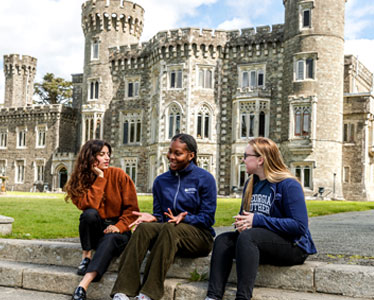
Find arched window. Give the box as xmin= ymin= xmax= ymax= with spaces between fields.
xmin=168 ymin=105 xmax=181 ymax=139
xmin=197 ymin=106 xmax=211 ymax=139
xmin=295 ymin=106 xmax=310 ymax=136
xmin=122 ymin=114 xmax=142 ymax=145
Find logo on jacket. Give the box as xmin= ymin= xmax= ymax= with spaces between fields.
xmin=184 ymin=188 xmax=197 ymax=193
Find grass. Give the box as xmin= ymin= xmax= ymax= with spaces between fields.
xmin=0 ymin=192 xmax=373 ymax=239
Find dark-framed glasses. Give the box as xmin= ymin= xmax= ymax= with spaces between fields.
xmin=243 ymin=153 xmax=260 ymax=160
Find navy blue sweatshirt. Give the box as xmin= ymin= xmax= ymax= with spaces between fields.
xmin=241 ymin=176 xmax=317 ymax=254
xmin=152 ymin=162 xmax=217 ymax=236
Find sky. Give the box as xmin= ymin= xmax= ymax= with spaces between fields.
xmin=0 ymin=0 xmax=373 ymax=104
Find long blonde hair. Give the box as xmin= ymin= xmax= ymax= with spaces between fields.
xmin=243 ymin=137 xmax=298 ymax=211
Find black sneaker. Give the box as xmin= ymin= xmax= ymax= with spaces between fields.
xmin=77 ymin=257 xmax=91 ymax=275
xmin=72 ymin=286 xmax=86 ymax=300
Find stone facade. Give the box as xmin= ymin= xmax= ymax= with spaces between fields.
xmin=1 ymin=0 xmax=374 ymax=200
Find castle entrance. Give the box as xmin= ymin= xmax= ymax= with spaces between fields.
xmin=58 ymin=168 xmax=68 ymax=189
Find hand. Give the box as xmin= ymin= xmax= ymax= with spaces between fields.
xmin=103 ymin=225 xmax=120 ymax=234
xmin=129 ymin=212 xmax=157 ymax=231
xmin=164 ymin=208 xmax=188 ymax=224
xmin=92 ymin=166 xmax=104 ymax=178
xmin=234 ymin=211 xmax=254 ymax=233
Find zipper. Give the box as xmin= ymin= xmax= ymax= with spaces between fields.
xmin=173 ymin=172 xmax=180 ymax=211
xmin=270 ymin=186 xmax=275 ymax=214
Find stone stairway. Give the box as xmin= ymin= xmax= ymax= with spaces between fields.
xmin=0 ymin=238 xmax=374 ymax=300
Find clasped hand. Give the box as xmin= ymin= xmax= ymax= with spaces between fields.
xmin=129 ymin=208 xmax=188 ymax=231
xmin=233 ymin=211 xmax=254 ymax=232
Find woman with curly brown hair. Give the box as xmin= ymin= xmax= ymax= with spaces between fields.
xmin=65 ymin=139 xmax=139 ymax=300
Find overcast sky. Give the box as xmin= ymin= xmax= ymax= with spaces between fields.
xmin=0 ymin=0 xmax=373 ymax=103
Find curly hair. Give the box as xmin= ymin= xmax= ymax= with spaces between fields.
xmin=64 ymin=140 xmax=112 ymax=204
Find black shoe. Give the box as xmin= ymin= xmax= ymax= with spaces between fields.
xmin=72 ymin=286 xmax=86 ymax=300
xmin=77 ymin=257 xmax=91 ymax=275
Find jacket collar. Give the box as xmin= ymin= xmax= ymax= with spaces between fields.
xmin=169 ymin=161 xmax=196 ymax=176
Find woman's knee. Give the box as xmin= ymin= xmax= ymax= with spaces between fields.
xmin=80 ymin=208 xmax=100 ymax=224
xmin=237 ymin=228 xmax=264 ymax=246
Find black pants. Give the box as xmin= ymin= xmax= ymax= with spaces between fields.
xmin=79 ymin=208 xmax=131 ymax=281
xmin=207 ymin=228 xmax=308 ymax=300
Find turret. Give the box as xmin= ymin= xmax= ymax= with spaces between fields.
xmin=80 ymin=0 xmax=144 ymax=144
xmin=281 ymin=0 xmax=347 ymax=197
xmin=3 ymin=54 xmax=37 ymax=107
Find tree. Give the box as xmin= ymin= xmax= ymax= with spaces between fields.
xmin=34 ymin=73 xmax=73 ymax=105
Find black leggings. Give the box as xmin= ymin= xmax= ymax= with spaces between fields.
xmin=207 ymin=228 xmax=308 ymax=300
xmin=79 ymin=208 xmax=131 ymax=281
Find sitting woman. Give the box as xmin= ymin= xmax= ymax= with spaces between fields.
xmin=111 ymin=133 xmax=217 ymax=300
xmin=205 ymin=137 xmax=316 ymax=300
xmin=64 ymin=139 xmax=139 ymax=300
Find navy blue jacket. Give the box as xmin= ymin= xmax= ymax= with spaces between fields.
xmin=241 ymin=176 xmax=317 ymax=254
xmin=152 ymin=162 xmax=217 ymax=236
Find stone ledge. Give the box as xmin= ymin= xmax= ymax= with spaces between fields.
xmin=0 ymin=216 xmax=14 ymax=235
xmin=315 ymin=263 xmax=374 ymax=298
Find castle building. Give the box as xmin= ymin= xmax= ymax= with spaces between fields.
xmin=1 ymin=0 xmax=374 ymax=200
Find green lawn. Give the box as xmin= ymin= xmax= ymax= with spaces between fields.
xmin=0 ymin=192 xmax=373 ymax=239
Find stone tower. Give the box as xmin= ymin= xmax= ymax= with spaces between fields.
xmin=3 ymin=54 xmax=37 ymax=107
xmin=282 ymin=0 xmax=347 ymax=197
xmin=80 ymin=0 xmax=144 ymax=144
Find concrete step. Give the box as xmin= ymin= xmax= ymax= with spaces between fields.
xmin=0 ymin=261 xmax=372 ymax=300
xmin=1 ymin=239 xmax=374 ymax=299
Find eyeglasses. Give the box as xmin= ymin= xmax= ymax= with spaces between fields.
xmin=243 ymin=153 xmax=260 ymax=160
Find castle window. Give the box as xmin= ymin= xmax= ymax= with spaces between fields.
xmin=16 ymin=127 xmax=27 ymax=148
xmin=122 ymin=113 xmax=142 ymax=145
xmin=259 ymin=111 xmax=266 ymax=137
xmin=0 ymin=129 xmax=7 ymax=149
xmin=127 ymin=80 xmax=140 ymax=98
xmin=15 ymin=160 xmax=25 ymax=184
xmin=0 ymin=160 xmax=6 ymax=176
xmin=294 ymin=107 xmax=310 ymax=136
xmin=238 ymin=101 xmax=269 ymax=139
xmin=241 ymin=113 xmax=255 ymax=138
xmin=295 ymin=58 xmax=315 ymax=81
xmin=91 ymin=41 xmax=99 ymax=60
xmin=82 ymin=113 xmax=103 ymax=144
xmin=36 ymin=125 xmax=47 ymax=148
xmin=122 ymin=158 xmax=137 ymax=184
xmin=169 ymin=68 xmax=183 ymax=89
xmin=196 ymin=106 xmax=211 ymax=139
xmin=197 ymin=66 xmax=213 ymax=89
xmin=239 ymin=64 xmax=266 ymax=90
xmin=343 ymin=123 xmax=355 ymax=143
xmin=168 ymin=104 xmax=181 ymax=139
xmin=294 ymin=164 xmax=312 ymax=189
xmin=198 ymin=156 xmax=211 ymax=172
xmin=89 ymin=81 xmax=99 ymax=100
xmin=303 ymin=9 xmax=311 ymax=28
xmin=34 ymin=160 xmax=45 ymax=183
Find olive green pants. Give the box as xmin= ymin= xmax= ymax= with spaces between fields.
xmin=111 ymin=222 xmax=213 ymax=300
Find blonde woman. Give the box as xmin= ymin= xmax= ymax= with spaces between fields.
xmin=205 ymin=137 xmax=316 ymax=300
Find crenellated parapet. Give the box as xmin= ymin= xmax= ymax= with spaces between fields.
xmin=225 ymin=25 xmax=284 ymax=57
xmin=82 ymin=0 xmax=144 ymax=39
xmin=3 ymin=54 xmax=37 ymax=77
xmin=0 ymin=104 xmax=77 ymax=122
xmin=109 ymin=24 xmax=285 ymax=72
